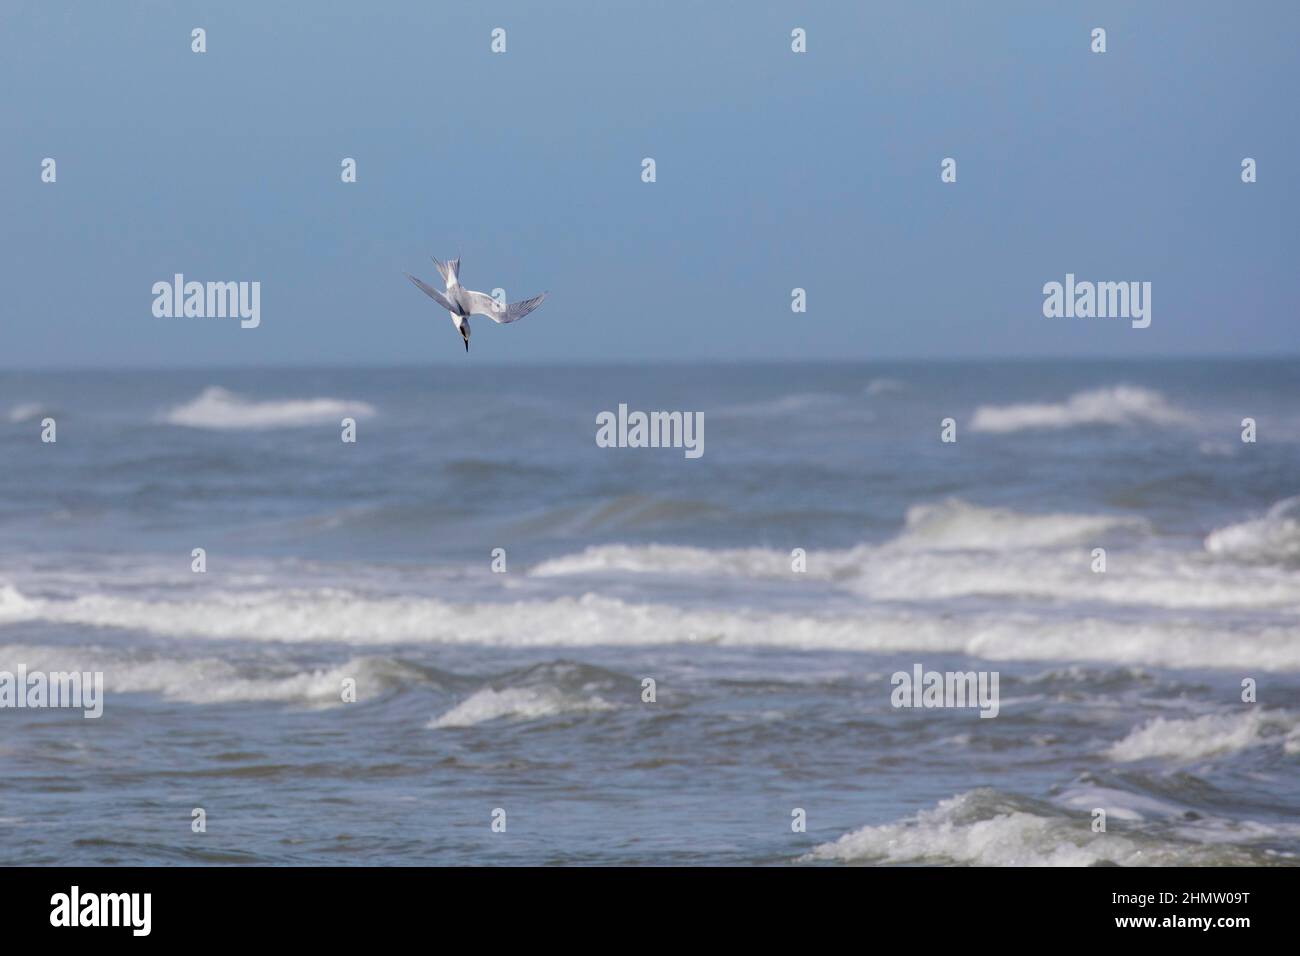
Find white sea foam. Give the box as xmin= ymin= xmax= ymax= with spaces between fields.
xmin=173 ymin=657 xmax=404 ymax=706
xmin=852 ymin=543 xmax=1300 ymax=609
xmin=970 ymin=386 xmax=1194 ymax=434
xmin=891 ymin=498 xmax=1145 ymax=551
xmin=530 ymin=542 xmax=797 ymax=579
xmin=531 ymin=499 xmax=1145 ymax=576
xmin=428 ymin=686 xmax=613 ymax=728
xmin=0 ymin=584 xmax=37 ymax=618
xmin=805 ymin=789 xmax=1251 ymax=866
xmin=1106 ymin=710 xmax=1298 ymax=762
xmin=1 ymin=582 xmax=1297 ymax=670
xmin=1205 ymin=497 xmax=1300 ymax=563
xmin=0 ymin=643 xmax=407 ymax=706
xmin=530 ymin=500 xmax=1300 ymax=611
xmin=161 ymin=387 xmax=376 ymax=430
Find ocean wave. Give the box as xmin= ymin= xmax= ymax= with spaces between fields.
xmin=0 ymin=584 xmax=36 ymax=617
xmin=429 ymin=660 xmax=629 ymax=727
xmin=892 ymin=498 xmax=1146 ymax=551
xmin=970 ymin=386 xmax=1194 ymax=434
xmin=0 ymin=644 xmax=418 ymax=706
xmin=530 ymin=542 xmax=797 ymax=579
xmin=531 ymin=499 xmax=1146 ymax=577
xmin=805 ymin=789 xmax=1277 ymax=866
xmin=1205 ymin=497 xmax=1300 ymax=564
xmin=1106 ymin=710 xmax=1298 ymax=762
xmin=529 ymin=499 xmax=1300 ymax=611
xmin=161 ymin=386 xmax=376 ymax=430
xmin=852 ymin=542 xmax=1300 ymax=609
xmin=429 ymin=686 xmax=614 ymax=728
xmin=1 ymin=583 xmax=1297 ymax=670
xmin=1053 ymin=784 xmax=1190 ymax=822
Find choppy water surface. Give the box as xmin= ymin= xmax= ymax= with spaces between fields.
xmin=1 ymin=361 xmax=1298 ymax=864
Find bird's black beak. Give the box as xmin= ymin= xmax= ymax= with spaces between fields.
xmin=463 ymin=338 xmax=469 ymax=353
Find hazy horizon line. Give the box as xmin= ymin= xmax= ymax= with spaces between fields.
xmin=2 ymin=354 xmax=1299 ymax=374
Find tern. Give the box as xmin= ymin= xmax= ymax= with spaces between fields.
xmin=405 ymin=257 xmax=547 ymax=352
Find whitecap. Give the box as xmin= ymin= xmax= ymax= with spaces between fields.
xmin=428 ymin=686 xmax=613 ymax=728
xmin=1106 ymin=710 xmax=1297 ymax=762
xmin=161 ymin=386 xmax=375 ymax=430
xmin=806 ymin=789 xmax=1271 ymax=866
xmin=1206 ymin=497 xmax=1300 ymax=563
xmin=970 ymin=385 xmax=1194 ymax=433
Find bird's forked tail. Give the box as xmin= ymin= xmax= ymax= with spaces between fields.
xmin=432 ymin=256 xmax=461 ymax=286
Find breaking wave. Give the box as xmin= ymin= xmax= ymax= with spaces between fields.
xmin=531 ymin=499 xmax=1145 ymax=577
xmin=1206 ymin=497 xmax=1300 ymax=564
xmin=1106 ymin=710 xmax=1299 ymax=762
xmin=970 ymin=386 xmax=1194 ymax=434
xmin=161 ymin=387 xmax=376 ymax=430
xmin=805 ymin=789 xmax=1286 ymax=866
xmin=1 ymin=582 xmax=1297 ymax=670
xmin=529 ymin=499 xmax=1300 ymax=611
xmin=429 ymin=686 xmax=614 ymax=728
xmin=0 ymin=643 xmax=419 ymax=706
xmin=891 ymin=498 xmax=1146 ymax=551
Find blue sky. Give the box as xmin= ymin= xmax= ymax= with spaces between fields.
xmin=2 ymin=0 xmax=1297 ymax=367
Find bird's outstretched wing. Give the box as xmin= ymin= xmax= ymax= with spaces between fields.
xmin=463 ymin=289 xmax=548 ymax=325
xmin=405 ymin=273 xmax=455 ymax=312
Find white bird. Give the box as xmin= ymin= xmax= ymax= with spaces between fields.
xmin=405 ymin=257 xmax=547 ymax=352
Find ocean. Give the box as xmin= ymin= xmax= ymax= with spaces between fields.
xmin=1 ymin=359 xmax=1297 ymax=865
